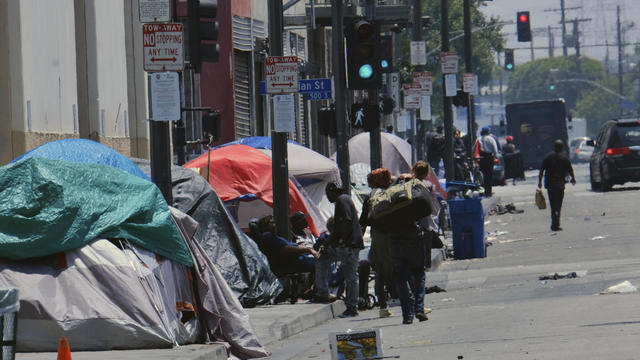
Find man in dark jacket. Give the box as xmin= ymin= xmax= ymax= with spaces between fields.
xmin=314 ymin=182 xmax=364 ymax=318
xmin=538 ymin=140 xmax=576 ymax=231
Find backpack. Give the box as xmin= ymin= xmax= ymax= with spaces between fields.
xmin=368 ymin=179 xmax=433 ymax=226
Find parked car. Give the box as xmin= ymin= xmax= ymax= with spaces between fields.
xmin=569 ymin=137 xmax=590 ymax=158
xmin=589 ymin=119 xmax=640 ymax=192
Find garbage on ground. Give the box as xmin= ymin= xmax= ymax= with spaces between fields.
xmin=538 ymin=271 xmax=586 ymax=281
xmin=488 ymin=203 xmax=524 ymax=215
xmin=591 ymin=235 xmax=611 ymax=241
xmin=441 ymin=298 xmax=455 ymax=302
xmin=498 ymin=238 xmax=534 ymax=244
xmin=600 ymin=281 xmax=637 ymax=295
xmin=426 ymin=286 xmax=447 ymax=294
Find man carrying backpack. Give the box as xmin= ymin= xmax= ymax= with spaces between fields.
xmin=313 ymin=182 xmax=364 ymax=318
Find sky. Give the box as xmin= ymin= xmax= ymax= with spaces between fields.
xmin=479 ymin=0 xmax=640 ymax=66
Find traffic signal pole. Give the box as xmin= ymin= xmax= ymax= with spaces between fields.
xmin=268 ymin=0 xmax=291 ymax=239
xmin=366 ymin=0 xmax=382 ymax=171
xmin=441 ymin=0 xmax=454 ymax=182
xmin=412 ymin=0 xmax=423 ymax=163
xmin=463 ymin=0 xmax=476 ymax=156
xmin=332 ymin=0 xmax=351 ymax=192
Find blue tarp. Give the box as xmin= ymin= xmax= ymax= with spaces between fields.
xmin=213 ymin=136 xmax=301 ymax=151
xmin=12 ymin=139 xmax=151 ymax=181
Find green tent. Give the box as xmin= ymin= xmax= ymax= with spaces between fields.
xmin=0 ymin=157 xmax=193 ymax=266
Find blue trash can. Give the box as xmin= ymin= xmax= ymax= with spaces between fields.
xmin=447 ymin=198 xmax=486 ymax=260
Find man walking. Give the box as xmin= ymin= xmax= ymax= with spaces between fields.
xmin=478 ymin=126 xmax=498 ymax=197
xmin=538 ymin=140 xmax=576 ymax=231
xmin=314 ymin=182 xmax=364 ymax=318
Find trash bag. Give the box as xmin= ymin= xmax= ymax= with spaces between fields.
xmin=535 ymin=189 xmax=547 ymax=210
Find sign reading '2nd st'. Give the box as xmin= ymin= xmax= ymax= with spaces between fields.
xmin=143 ymin=23 xmax=184 ymax=72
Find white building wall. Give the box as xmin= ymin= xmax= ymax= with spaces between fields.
xmin=16 ymin=0 xmax=78 ymax=133
xmin=86 ymin=0 xmax=130 ymax=137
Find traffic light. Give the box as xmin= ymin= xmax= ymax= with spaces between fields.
xmin=318 ymin=106 xmax=337 ymax=138
xmin=504 ymin=49 xmax=514 ymax=71
xmin=345 ymin=20 xmax=381 ymax=89
xmin=452 ymin=90 xmax=468 ymax=107
xmin=379 ymin=96 xmax=395 ymax=115
xmin=202 ymin=110 xmax=221 ymax=141
xmin=517 ymin=11 xmax=532 ymax=42
xmin=188 ymin=0 xmax=220 ymax=72
xmin=379 ymin=35 xmax=393 ymax=73
xmin=350 ymin=102 xmax=380 ymax=131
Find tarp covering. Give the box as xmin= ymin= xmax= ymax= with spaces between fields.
xmin=184 ymin=144 xmax=319 ymax=235
xmin=134 ymin=159 xmax=282 ymax=307
xmin=0 ymin=157 xmax=193 ymax=266
xmin=11 ymin=138 xmax=151 ymax=181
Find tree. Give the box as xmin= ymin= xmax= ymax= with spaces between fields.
xmin=505 ymin=56 xmax=606 ymax=112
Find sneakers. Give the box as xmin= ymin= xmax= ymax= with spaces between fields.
xmin=402 ymin=318 xmax=413 ymax=325
xmin=379 ymin=308 xmax=392 ymax=318
xmin=415 ymin=312 xmax=429 ymax=322
xmin=423 ymin=307 xmax=432 ymax=315
xmin=339 ymin=309 xmax=359 ymax=318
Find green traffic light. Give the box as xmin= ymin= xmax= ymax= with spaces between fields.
xmin=549 ymin=84 xmax=556 ymax=91
xmin=359 ymin=64 xmax=373 ymax=79
xmin=381 ymin=60 xmax=389 ymax=69
xmin=506 ymin=63 xmax=513 ymax=70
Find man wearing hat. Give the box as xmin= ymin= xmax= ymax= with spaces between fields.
xmin=289 ymin=211 xmax=316 ymax=249
xmin=478 ymin=126 xmax=498 ymax=196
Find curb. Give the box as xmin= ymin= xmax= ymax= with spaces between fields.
xmin=246 ymin=300 xmax=346 ymax=346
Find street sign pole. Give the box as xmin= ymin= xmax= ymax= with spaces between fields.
xmin=441 ymin=0 xmax=454 ymax=182
xmin=148 ymin=74 xmax=173 ymax=204
xmin=463 ymin=0 xmax=476 ymax=156
xmin=332 ymin=0 xmax=351 ymax=193
xmin=268 ymin=0 xmax=290 ymax=239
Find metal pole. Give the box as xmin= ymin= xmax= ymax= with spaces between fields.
xmin=148 ymin=74 xmax=173 ymax=204
xmin=332 ymin=0 xmax=351 ymax=192
xmin=530 ymin=37 xmax=535 ymax=60
xmin=617 ymin=5 xmax=624 ymax=100
xmin=548 ymin=26 xmax=554 ymax=57
xmin=463 ymin=0 xmax=475 ymax=156
xmin=561 ymin=0 xmax=567 ymax=56
xmin=367 ymin=0 xmax=382 ymax=171
xmin=441 ymin=0 xmax=454 ymax=181
xmin=268 ymin=0 xmax=290 ymax=239
xmin=412 ymin=0 xmax=422 ymax=163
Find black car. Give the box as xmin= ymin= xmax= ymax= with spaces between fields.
xmin=589 ymin=119 xmax=640 ymax=192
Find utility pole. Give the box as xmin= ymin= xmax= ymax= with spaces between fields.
xmin=560 ymin=0 xmax=567 ymax=56
xmin=548 ymin=26 xmax=555 ymax=57
xmin=463 ymin=0 xmax=475 ymax=155
xmin=332 ymin=0 xmax=351 ymax=192
xmin=617 ymin=5 xmax=624 ymax=100
xmin=530 ymin=37 xmax=535 ymax=61
xmin=413 ymin=0 xmax=423 ymax=162
xmin=268 ymin=0 xmax=290 ymax=239
xmin=497 ymin=51 xmax=503 ymax=106
xmin=441 ymin=0 xmax=454 ymax=181
xmin=367 ymin=0 xmax=382 ymax=170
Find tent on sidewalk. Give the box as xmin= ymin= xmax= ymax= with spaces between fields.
xmin=134 ymin=159 xmax=282 ymax=307
xmin=341 ymin=132 xmax=413 ymax=176
xmin=184 ymin=144 xmax=320 ymax=235
xmin=0 ymin=158 xmax=269 ymax=358
xmin=214 ymin=137 xmax=342 ymax=232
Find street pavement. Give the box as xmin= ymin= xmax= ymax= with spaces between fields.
xmin=15 ymin=189 xmax=500 ymax=360
xmin=262 ymin=163 xmax=640 ymax=359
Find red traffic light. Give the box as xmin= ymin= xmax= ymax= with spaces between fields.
xmin=519 ymin=14 xmax=528 ymax=23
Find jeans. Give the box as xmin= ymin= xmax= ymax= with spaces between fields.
xmin=479 ymin=155 xmax=494 ymax=196
xmin=315 ymin=246 xmax=360 ymax=312
xmin=547 ymin=187 xmax=565 ymax=229
xmin=390 ymin=228 xmax=426 ymax=321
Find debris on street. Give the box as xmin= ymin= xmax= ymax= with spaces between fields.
xmin=600 ymin=281 xmax=637 ymax=295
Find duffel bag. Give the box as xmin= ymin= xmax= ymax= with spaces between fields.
xmin=368 ymin=179 xmax=433 ymax=223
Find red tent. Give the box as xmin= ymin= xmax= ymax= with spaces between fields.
xmin=184 ymin=144 xmax=318 ymax=235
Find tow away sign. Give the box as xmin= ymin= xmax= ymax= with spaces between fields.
xmin=265 ymin=56 xmax=299 ymax=94
xmin=143 ymin=23 xmax=184 ymax=72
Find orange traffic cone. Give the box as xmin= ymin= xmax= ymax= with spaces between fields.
xmin=57 ymin=337 xmax=72 ymax=360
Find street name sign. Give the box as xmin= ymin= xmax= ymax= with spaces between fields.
xmin=139 ymin=0 xmax=170 ymax=23
xmin=143 ymin=23 xmax=184 ymax=72
xmin=441 ymin=51 xmax=459 ymax=74
xmin=265 ymin=56 xmax=299 ymax=94
xmin=259 ymin=78 xmax=331 ymax=100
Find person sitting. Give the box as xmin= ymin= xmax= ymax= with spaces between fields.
xmin=289 ymin=211 xmax=316 ymax=249
xmin=256 ymin=215 xmax=318 ymax=276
